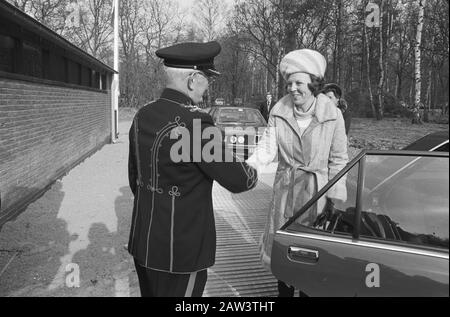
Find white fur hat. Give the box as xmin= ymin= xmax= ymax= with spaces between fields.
xmin=280 ymin=49 xmax=327 ymax=81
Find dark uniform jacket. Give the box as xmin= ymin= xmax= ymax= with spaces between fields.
xmin=128 ymin=88 xmax=258 ymax=273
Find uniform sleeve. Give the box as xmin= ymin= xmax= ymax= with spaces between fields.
xmin=194 ymin=115 xmax=258 ymax=194
xmin=246 ymin=114 xmax=278 ymax=173
xmin=327 ymin=110 xmax=349 ymax=201
xmin=128 ymin=119 xmax=137 ymax=196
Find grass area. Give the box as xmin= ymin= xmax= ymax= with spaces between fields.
xmin=348 ymin=117 xmax=448 ymax=150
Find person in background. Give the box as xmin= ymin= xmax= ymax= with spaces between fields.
xmin=259 ymin=92 xmax=276 ymax=123
xmin=323 ymin=83 xmax=352 ymax=135
xmin=246 ymin=49 xmax=348 ymax=297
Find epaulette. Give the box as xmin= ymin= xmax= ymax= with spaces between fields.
xmin=181 ymin=104 xmax=203 ymax=113
xmin=158 ymin=97 xmax=204 ymax=114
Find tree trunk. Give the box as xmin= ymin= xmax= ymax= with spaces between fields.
xmin=426 ymin=68 xmax=433 ymax=109
xmin=275 ymin=48 xmax=284 ymax=101
xmin=423 ymin=67 xmax=433 ymax=122
xmin=395 ymin=30 xmax=405 ymax=100
xmin=395 ymin=68 xmax=402 ymax=100
xmin=409 ymin=82 xmax=414 ymax=106
xmin=412 ymin=0 xmax=426 ymax=124
xmin=364 ymin=20 xmax=376 ymax=118
xmin=360 ymin=22 xmax=365 ymax=93
xmin=385 ymin=0 xmax=393 ymax=94
xmin=337 ymin=0 xmax=343 ymax=84
xmin=348 ymin=57 xmax=353 ymax=92
xmin=333 ymin=0 xmax=342 ymax=83
xmin=376 ymin=0 xmax=385 ymax=120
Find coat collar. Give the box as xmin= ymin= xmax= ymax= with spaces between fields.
xmin=160 ymin=88 xmax=194 ymax=106
xmin=271 ymin=93 xmax=339 ymax=123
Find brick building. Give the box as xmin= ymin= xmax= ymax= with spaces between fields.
xmin=0 ymin=1 xmax=117 ymax=226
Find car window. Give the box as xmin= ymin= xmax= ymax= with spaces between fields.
xmin=217 ymin=109 xmax=266 ymax=125
xmin=285 ymin=162 xmax=359 ymax=237
xmin=360 ymin=155 xmax=449 ymax=250
xmin=435 ymin=142 xmax=449 ymax=152
xmin=284 ymin=153 xmax=449 ymax=252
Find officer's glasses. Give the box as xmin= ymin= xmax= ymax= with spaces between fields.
xmin=192 ymin=71 xmax=217 ymax=84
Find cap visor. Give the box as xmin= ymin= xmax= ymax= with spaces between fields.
xmin=205 ymin=69 xmax=221 ymax=76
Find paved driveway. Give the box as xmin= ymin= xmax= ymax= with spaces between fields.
xmin=0 ymin=119 xmax=278 ymax=297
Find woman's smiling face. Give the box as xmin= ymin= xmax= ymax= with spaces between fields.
xmin=286 ymin=72 xmax=313 ymax=107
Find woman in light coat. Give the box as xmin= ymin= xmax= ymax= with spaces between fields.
xmin=246 ymin=49 xmax=348 ymax=296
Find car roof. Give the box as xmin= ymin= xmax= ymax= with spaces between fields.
xmin=403 ymin=130 xmax=449 ymax=151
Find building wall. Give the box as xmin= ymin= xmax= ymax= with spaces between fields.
xmin=0 ymin=77 xmax=111 ymax=225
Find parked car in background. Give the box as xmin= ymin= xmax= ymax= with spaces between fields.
xmin=271 ymin=131 xmax=449 ymax=296
xmin=209 ymin=107 xmax=267 ymax=159
xmin=214 ymin=98 xmax=225 ymax=106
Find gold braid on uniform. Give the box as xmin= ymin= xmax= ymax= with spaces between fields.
xmin=159 ymin=97 xmax=203 ymax=113
xmin=231 ymin=152 xmax=258 ymax=189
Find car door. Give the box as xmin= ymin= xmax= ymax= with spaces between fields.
xmin=271 ymin=151 xmax=449 ymax=296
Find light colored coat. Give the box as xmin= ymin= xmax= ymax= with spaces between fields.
xmin=247 ymin=93 xmax=348 ymax=268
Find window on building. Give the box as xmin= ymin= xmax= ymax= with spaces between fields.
xmin=0 ymin=34 xmax=14 ymax=72
xmin=0 ymin=21 xmax=110 ymax=90
xmin=23 ymin=41 xmax=42 ymax=77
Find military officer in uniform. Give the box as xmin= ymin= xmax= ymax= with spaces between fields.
xmin=128 ymin=41 xmax=258 ymax=297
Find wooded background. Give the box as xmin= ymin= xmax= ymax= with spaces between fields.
xmin=7 ymin=0 xmax=449 ymax=122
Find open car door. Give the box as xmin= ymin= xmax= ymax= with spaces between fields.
xmin=271 ymin=150 xmax=449 ymax=296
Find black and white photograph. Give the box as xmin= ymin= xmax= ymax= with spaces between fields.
xmin=0 ymin=0 xmax=448 ymax=301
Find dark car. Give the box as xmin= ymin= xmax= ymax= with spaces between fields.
xmin=271 ymin=131 xmax=449 ymax=296
xmin=403 ymin=130 xmax=449 ymax=151
xmin=209 ymin=107 xmax=267 ymax=159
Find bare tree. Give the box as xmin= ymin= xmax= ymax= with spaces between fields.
xmin=7 ymin=0 xmax=448 ymax=118
xmin=194 ymin=0 xmax=228 ymax=41
xmin=233 ymin=0 xmax=282 ymax=98
xmin=9 ymin=0 xmax=31 ymax=11
xmin=412 ymin=0 xmax=426 ymax=124
xmin=8 ymin=0 xmax=68 ymax=34
xmin=117 ymin=0 xmax=186 ymax=107
xmin=63 ymin=0 xmax=113 ymax=62
xmin=376 ymin=0 xmax=385 ymax=120
xmin=363 ymin=1 xmax=376 ymax=118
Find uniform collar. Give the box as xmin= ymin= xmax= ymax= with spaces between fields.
xmin=161 ymin=88 xmax=194 ymax=106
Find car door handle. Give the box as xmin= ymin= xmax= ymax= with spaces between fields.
xmin=288 ymin=246 xmax=319 ymax=263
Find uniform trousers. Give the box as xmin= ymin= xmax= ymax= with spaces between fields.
xmin=134 ymin=259 xmax=207 ymax=297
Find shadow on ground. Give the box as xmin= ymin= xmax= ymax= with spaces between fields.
xmin=68 ymin=186 xmax=138 ymax=296
xmin=0 ymin=182 xmax=71 ymax=296
xmin=0 ymin=184 xmax=140 ymax=297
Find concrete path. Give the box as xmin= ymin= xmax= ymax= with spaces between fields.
xmin=0 ymin=119 xmax=278 ymax=297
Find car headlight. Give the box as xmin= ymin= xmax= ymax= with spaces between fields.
xmin=229 ymin=136 xmax=237 ymax=144
xmin=237 ymin=136 xmax=245 ymax=144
